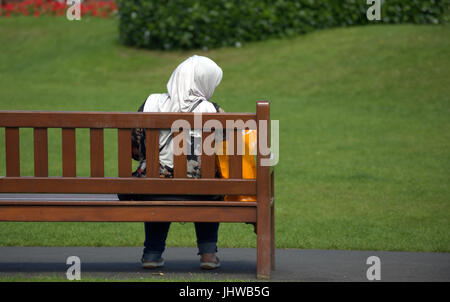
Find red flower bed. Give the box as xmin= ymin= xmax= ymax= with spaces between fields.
xmin=1 ymin=0 xmax=118 ymax=18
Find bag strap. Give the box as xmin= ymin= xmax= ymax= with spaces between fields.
xmin=189 ymin=99 xmax=204 ymax=113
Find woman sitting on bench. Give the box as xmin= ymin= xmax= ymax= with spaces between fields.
xmin=118 ymin=55 xmax=224 ymax=270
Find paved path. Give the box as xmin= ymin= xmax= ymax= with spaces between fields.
xmin=0 ymin=194 xmax=449 ymax=281
xmin=0 ymin=247 xmax=448 ymax=282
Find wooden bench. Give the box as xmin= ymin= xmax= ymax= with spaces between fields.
xmin=0 ymin=101 xmax=275 ymax=279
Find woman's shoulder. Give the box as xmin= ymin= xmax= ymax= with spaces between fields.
xmin=143 ymin=93 xmax=168 ymax=112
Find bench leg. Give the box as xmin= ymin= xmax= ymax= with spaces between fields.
xmin=271 ymin=204 xmax=275 ymax=271
xmin=257 ymin=208 xmax=272 ymax=279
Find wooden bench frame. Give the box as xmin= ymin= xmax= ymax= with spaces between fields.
xmin=0 ymin=101 xmax=275 ymax=279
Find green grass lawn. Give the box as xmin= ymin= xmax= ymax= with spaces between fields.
xmin=0 ymin=17 xmax=449 ymax=252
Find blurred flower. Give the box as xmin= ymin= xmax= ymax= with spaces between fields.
xmin=0 ymin=0 xmax=118 ymax=18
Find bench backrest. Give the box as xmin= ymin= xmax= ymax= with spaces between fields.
xmin=0 ymin=101 xmax=270 ymax=198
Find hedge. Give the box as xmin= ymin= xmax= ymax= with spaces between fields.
xmin=117 ymin=0 xmax=449 ymax=50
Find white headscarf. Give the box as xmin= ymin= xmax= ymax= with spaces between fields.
xmin=143 ymin=55 xmax=223 ymax=168
xmin=144 ymin=55 xmax=223 ymax=113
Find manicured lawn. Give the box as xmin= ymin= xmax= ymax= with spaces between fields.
xmin=0 ymin=17 xmax=449 ymax=252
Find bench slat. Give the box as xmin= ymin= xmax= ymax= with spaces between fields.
xmin=0 ymin=177 xmax=257 ymax=195
xmin=62 ymin=128 xmax=76 ymax=177
xmin=0 ymin=111 xmax=257 ymax=129
xmin=173 ymin=130 xmax=187 ymax=178
xmin=0 ymin=200 xmax=257 ymax=207
xmin=90 ymin=128 xmax=104 ymax=177
xmin=229 ymin=129 xmax=243 ymax=179
xmin=118 ymin=129 xmax=131 ymax=177
xmin=201 ymin=130 xmax=215 ymax=178
xmin=0 ymin=204 xmax=257 ymax=222
xmin=34 ymin=128 xmax=48 ymax=177
xmin=5 ymin=127 xmax=20 ymax=177
xmin=146 ymin=129 xmax=159 ymax=178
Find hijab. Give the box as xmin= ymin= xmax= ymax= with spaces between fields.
xmin=143 ymin=55 xmax=223 ymax=168
xmin=144 ymin=55 xmax=223 ymax=113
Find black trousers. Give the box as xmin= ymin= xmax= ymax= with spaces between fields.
xmin=117 ymin=194 xmax=221 ymax=260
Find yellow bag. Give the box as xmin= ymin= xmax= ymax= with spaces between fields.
xmin=216 ymin=130 xmax=257 ymax=202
